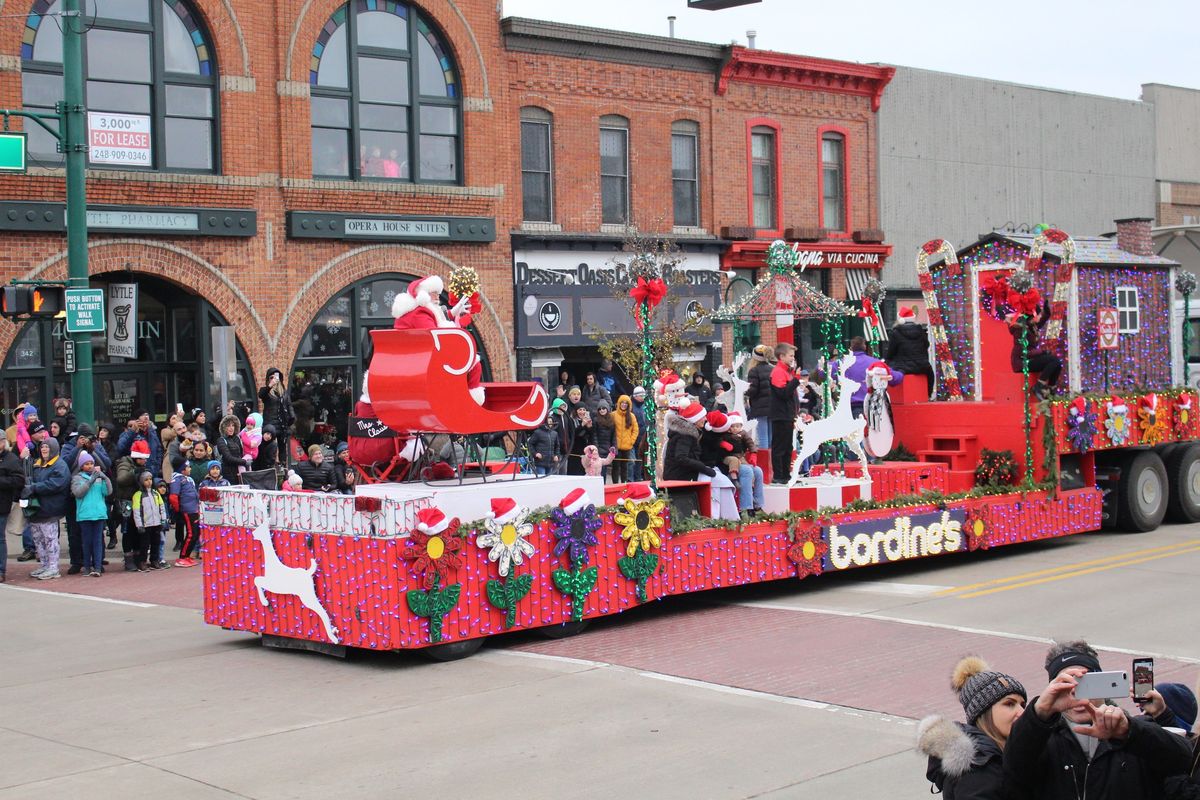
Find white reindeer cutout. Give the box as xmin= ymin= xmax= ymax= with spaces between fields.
xmin=788 ymin=354 xmax=871 ymax=487
xmin=249 ymin=497 xmax=339 ymax=643
xmin=716 ymin=352 xmax=758 ymax=440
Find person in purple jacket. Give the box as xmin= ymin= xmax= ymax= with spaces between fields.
xmin=841 ymin=337 xmax=903 ymax=420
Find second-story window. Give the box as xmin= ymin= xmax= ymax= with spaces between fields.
xmin=520 ymin=107 xmax=553 ymax=223
xmin=21 ymin=0 xmax=218 ymax=172
xmin=821 ymin=131 xmax=846 ymax=232
xmin=310 ymin=2 xmax=461 ymax=183
xmin=672 ymin=120 xmax=699 ymax=228
xmin=600 ymin=115 xmax=629 ymax=225
xmin=750 ymin=125 xmax=776 ymax=229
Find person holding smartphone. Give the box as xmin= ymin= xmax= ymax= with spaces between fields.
xmin=918 ymin=655 xmax=1027 ymax=799
xmin=1003 ymin=639 xmax=1193 ymax=799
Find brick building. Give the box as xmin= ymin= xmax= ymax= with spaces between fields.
xmin=0 ymin=0 xmax=891 ymax=434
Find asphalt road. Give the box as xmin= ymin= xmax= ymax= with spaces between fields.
xmin=2 ymin=521 xmax=1197 ymax=799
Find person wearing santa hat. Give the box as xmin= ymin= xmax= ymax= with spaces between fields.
xmin=392 ymin=274 xmax=486 ymax=404
xmin=664 ymin=402 xmax=739 ymax=520
xmin=886 ymin=305 xmax=934 ymax=396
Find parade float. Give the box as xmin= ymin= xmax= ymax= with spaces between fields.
xmin=200 ymin=232 xmax=1200 ymax=659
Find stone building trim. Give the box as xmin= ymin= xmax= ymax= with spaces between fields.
xmin=0 ymin=238 xmax=273 ymax=379
xmin=0 ymin=54 xmax=20 ymax=73
xmin=220 ymin=75 xmax=256 ymax=93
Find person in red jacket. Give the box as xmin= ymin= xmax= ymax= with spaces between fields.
xmin=391 ymin=274 xmax=485 ymax=404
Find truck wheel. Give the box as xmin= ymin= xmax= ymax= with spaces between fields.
xmin=422 ymin=637 xmax=484 ymax=661
xmin=1116 ymin=451 xmax=1168 ymax=532
xmin=1165 ymin=443 xmax=1200 ymax=523
xmin=539 ymin=620 xmax=590 ymax=639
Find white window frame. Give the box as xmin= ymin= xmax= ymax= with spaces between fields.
xmin=1116 ymin=286 xmax=1139 ymax=334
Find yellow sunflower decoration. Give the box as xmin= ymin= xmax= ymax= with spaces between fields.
xmin=614 ymin=497 xmax=667 ymax=557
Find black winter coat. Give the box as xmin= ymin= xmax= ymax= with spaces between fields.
xmin=685 ymin=378 xmax=714 ymax=411
xmin=769 ymin=362 xmax=801 ymax=422
xmin=527 ymin=426 xmax=561 ymax=471
xmin=745 ymin=361 xmax=774 ymax=419
xmin=215 ymin=434 xmax=245 ymax=484
xmin=252 ymin=432 xmax=280 ymax=472
xmin=259 ymin=386 xmax=295 ymax=434
xmin=1164 ymin=737 xmax=1200 ymax=800
xmin=1004 ymin=700 xmax=1193 ymax=800
xmin=662 ymin=414 xmax=715 ymax=481
xmin=919 ymin=716 xmax=1013 ymax=800
xmin=295 ymin=459 xmax=337 ymax=492
xmin=885 ymin=322 xmax=932 ymax=374
xmin=0 ymin=448 xmax=25 ymax=507
xmin=593 ymin=418 xmax=616 ymax=454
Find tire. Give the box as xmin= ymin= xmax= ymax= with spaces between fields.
xmin=1116 ymin=450 xmax=1168 ymax=532
xmin=422 ymin=637 xmax=484 ymax=661
xmin=539 ymin=620 xmax=590 ymax=639
xmin=1165 ymin=443 xmax=1200 ymax=523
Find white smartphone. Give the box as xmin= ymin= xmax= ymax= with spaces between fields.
xmin=1074 ymin=670 xmax=1129 ymax=700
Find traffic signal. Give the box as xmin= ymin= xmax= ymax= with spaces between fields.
xmin=0 ymin=285 xmax=66 ymax=317
xmin=31 ymin=285 xmax=65 ymax=316
xmin=1 ymin=286 xmax=30 ymax=316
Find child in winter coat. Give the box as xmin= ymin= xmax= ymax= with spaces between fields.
xmin=70 ymin=451 xmax=112 ymax=576
xmin=131 ymin=471 xmax=169 ymax=571
xmin=170 ymin=461 xmax=202 ymax=567
xmin=239 ymin=413 xmax=263 ymax=465
xmin=580 ymin=444 xmax=616 ymax=479
xmin=199 ymin=459 xmax=230 ymax=490
xmin=612 ymin=395 xmax=640 ymax=484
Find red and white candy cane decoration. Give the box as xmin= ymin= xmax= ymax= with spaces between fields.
xmin=1026 ymin=228 xmax=1076 ymax=348
xmin=916 ymin=238 xmax=965 ymax=401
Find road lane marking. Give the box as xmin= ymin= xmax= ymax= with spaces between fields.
xmin=957 ymin=543 xmax=1200 ymax=599
xmin=494 ymin=650 xmax=916 ymax=724
xmin=0 ymin=584 xmax=158 ymax=608
xmin=840 ymin=582 xmax=952 ymax=596
xmin=728 ymin=601 xmax=1200 ymax=664
xmin=935 ymin=538 xmax=1200 ymax=596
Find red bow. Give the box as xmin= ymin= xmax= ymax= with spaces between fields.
xmin=1007 ymin=286 xmax=1042 ymax=318
xmin=630 ymin=277 xmax=667 ymax=328
xmin=857 ymin=297 xmax=879 ymax=327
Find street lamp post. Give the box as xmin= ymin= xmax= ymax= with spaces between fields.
xmin=61 ymin=0 xmax=93 ymax=425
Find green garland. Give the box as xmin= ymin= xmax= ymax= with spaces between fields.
xmin=1040 ymin=398 xmax=1059 ymax=497
xmin=641 ymin=301 xmax=658 ymax=484
xmin=1020 ymin=322 xmax=1034 ymax=489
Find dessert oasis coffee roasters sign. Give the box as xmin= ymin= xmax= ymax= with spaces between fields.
xmin=513 ymin=249 xmax=721 ymax=347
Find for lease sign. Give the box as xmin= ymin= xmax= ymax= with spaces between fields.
xmin=88 ymin=112 xmax=151 ymax=167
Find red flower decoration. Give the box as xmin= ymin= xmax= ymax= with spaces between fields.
xmin=921 ymin=239 xmax=945 ymax=255
xmin=1043 ymin=228 xmax=1069 ymax=244
xmin=402 ymin=525 xmax=464 ymax=589
xmin=927 ymin=307 xmax=944 ymax=327
xmin=935 ymin=342 xmax=953 ymax=362
xmin=787 ymin=525 xmax=828 ymax=579
xmin=964 ymin=506 xmax=991 ymax=551
xmin=918 ymin=272 xmax=935 ymax=292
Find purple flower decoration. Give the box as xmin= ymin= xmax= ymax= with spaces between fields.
xmin=550 ymin=504 xmax=601 ymax=566
xmin=1066 ymin=399 xmax=1099 ymax=454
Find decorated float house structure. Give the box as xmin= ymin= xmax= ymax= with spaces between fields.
xmin=199 ymin=220 xmax=1200 ymax=658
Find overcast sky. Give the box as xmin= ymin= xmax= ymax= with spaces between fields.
xmin=501 ymin=0 xmax=1198 ymax=100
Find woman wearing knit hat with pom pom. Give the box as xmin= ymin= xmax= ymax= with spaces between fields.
xmin=917 ymin=655 xmax=1026 ymax=799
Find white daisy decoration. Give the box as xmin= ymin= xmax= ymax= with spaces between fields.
xmin=476 ymin=498 xmax=536 ymax=577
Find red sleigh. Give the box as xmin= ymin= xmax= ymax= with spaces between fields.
xmin=369 ymin=328 xmax=548 ymax=435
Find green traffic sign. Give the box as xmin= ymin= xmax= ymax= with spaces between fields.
xmin=0 ymin=132 xmax=27 ymax=173
xmin=65 ymin=288 xmax=105 ymax=333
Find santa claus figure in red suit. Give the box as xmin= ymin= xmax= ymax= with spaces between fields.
xmin=392 ymin=274 xmax=485 ymax=404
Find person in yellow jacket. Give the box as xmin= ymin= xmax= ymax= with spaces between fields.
xmin=611 ymin=394 xmax=640 ymax=484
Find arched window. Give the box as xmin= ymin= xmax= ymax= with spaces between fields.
xmin=310 ymin=2 xmax=461 ymax=183
xmin=21 ymin=0 xmax=219 ymax=172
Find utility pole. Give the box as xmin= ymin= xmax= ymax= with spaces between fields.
xmin=61 ymin=0 xmax=93 ymax=425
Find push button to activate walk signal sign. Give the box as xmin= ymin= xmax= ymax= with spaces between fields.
xmin=65 ymin=288 xmax=106 ymax=333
